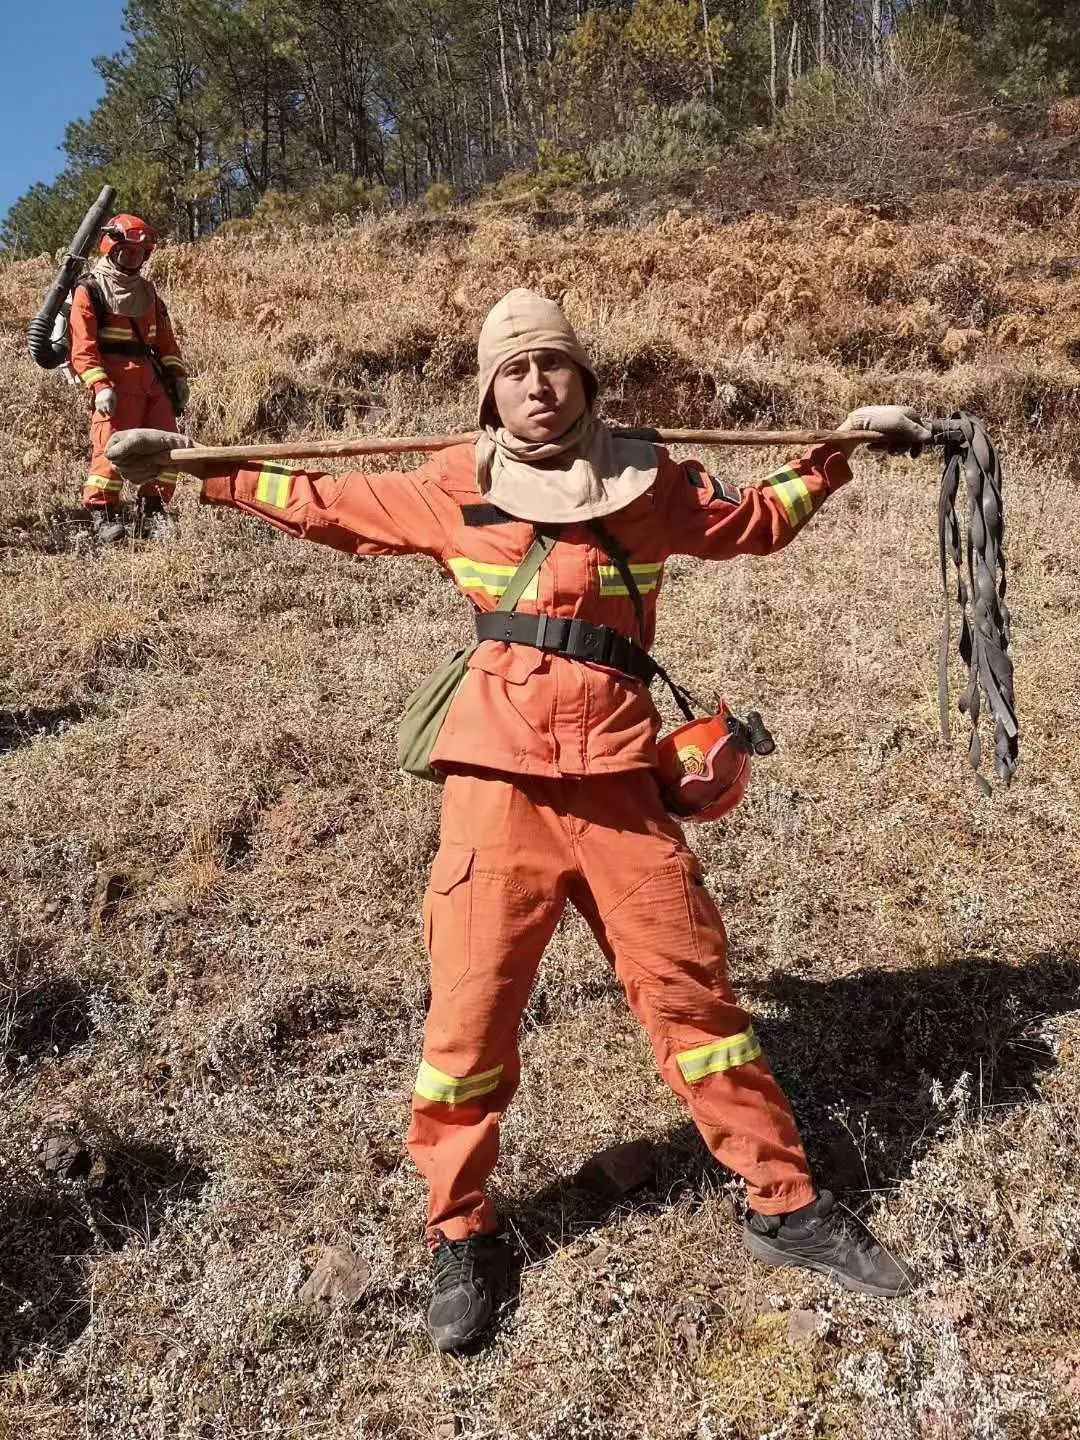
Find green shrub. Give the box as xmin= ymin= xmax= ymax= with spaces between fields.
xmin=247 ymin=176 xmax=389 ymax=230
xmin=486 ymin=146 xmax=588 ymax=208
xmin=773 ymin=67 xmax=853 ymax=139
xmin=424 ymin=182 xmax=454 ymax=212
xmin=588 ymin=100 xmax=730 ymax=181
xmin=535 ymin=140 xmax=589 ymax=185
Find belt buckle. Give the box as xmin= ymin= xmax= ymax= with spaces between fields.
xmin=566 ymin=618 xmax=611 ymax=665
xmin=594 ymin=626 xmax=617 ymax=666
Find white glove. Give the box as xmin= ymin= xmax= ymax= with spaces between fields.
xmin=105 ymin=429 xmax=194 ymax=484
xmin=94 ymin=387 xmax=117 ymax=418
xmin=839 ymin=404 xmax=931 ymax=457
xmin=172 ymin=377 xmax=190 ymax=412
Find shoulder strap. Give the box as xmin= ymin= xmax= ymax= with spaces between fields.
xmin=588 ymin=518 xmax=695 ymax=722
xmin=588 ymin=519 xmax=646 ymax=643
xmin=75 ymin=275 xmax=108 ymax=328
xmin=495 ymin=530 xmax=557 ymax=614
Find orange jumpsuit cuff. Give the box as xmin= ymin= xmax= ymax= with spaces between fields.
xmin=746 ymin=1182 xmax=819 ymax=1218
xmin=805 ymin=442 xmax=854 ymax=490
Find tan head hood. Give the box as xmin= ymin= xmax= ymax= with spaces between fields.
xmin=475 ymin=288 xmax=597 ymax=427
xmin=474 ymin=289 xmax=656 ymax=524
xmin=90 ymin=255 xmax=155 ymax=319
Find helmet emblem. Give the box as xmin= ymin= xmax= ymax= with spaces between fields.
xmin=677 ymin=744 xmax=706 ymax=777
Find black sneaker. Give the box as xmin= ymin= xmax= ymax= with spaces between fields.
xmin=427 ymin=1230 xmax=506 ymax=1352
xmin=135 ymin=495 xmax=174 ymax=541
xmin=88 ymin=504 xmax=126 ymax=545
xmin=743 ymin=1190 xmax=915 ymax=1297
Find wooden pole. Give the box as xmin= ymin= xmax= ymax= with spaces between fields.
xmin=168 ymin=428 xmax=884 ymax=465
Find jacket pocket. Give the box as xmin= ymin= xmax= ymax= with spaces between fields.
xmin=467 ymin=640 xmax=544 ymax=685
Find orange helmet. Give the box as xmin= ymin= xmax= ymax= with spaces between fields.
xmin=657 ymin=701 xmax=762 ymax=822
xmin=99 ymin=214 xmax=156 ymax=271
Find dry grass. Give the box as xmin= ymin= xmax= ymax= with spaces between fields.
xmin=0 ymin=163 xmax=1078 ymax=1439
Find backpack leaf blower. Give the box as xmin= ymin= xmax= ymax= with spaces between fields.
xmin=26 ymin=183 xmax=116 ymax=371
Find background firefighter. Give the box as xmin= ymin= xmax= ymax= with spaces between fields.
xmin=105 ymin=290 xmax=928 ymax=1353
xmin=69 ymin=214 xmax=189 ymax=544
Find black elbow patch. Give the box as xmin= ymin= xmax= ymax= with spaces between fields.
xmin=461 ymin=502 xmax=516 ymax=527
xmin=710 ymin=475 xmax=741 ymax=506
xmin=686 ymin=463 xmax=739 ymax=506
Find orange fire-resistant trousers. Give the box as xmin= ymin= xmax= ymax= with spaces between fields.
xmin=406 ymin=768 xmax=816 ymax=1244
xmin=85 ymin=381 xmax=180 ymax=508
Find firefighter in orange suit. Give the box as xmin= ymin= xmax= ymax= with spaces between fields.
xmin=69 ymin=214 xmax=189 ymax=544
xmin=106 ymin=290 xmax=929 ymax=1351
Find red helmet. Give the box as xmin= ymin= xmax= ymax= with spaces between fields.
xmin=99 ymin=214 xmax=156 ymax=271
xmin=656 ymin=701 xmax=752 ymax=822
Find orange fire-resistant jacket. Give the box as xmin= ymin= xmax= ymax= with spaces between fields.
xmin=69 ymin=280 xmax=187 ymax=398
xmin=200 ymin=441 xmax=852 ymax=777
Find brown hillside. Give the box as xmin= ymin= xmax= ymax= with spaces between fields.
xmin=0 ymin=171 xmax=1078 ymax=1438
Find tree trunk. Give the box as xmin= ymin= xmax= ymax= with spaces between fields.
xmin=818 ymin=0 xmax=826 ymax=67
xmin=870 ymin=0 xmax=884 ymax=83
xmin=496 ymin=0 xmax=516 ymax=160
xmin=786 ymin=19 xmax=798 ymax=101
xmin=702 ymin=0 xmax=715 ymax=97
xmin=769 ymin=16 xmax=778 ymax=111
xmin=260 ymin=46 xmax=271 ymax=191
xmin=191 ymin=132 xmax=204 ymax=238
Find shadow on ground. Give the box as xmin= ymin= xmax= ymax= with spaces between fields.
xmin=3 ymin=978 xmax=95 ymax=1071
xmin=508 ymin=949 xmax=1080 ymax=1257
xmin=0 ymin=1143 xmax=209 ymax=1372
xmin=0 ymin=703 xmax=90 ymax=756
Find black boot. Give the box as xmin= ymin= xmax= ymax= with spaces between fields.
xmin=135 ymin=495 xmax=174 ymax=541
xmin=744 ymin=1190 xmax=915 ymax=1297
xmin=427 ymin=1230 xmax=506 ymax=1352
xmin=88 ymin=504 xmax=126 ymax=545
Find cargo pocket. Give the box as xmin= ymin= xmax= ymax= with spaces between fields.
xmin=424 ymin=845 xmax=475 ymax=992
xmin=676 ymin=852 xmax=733 ymax=993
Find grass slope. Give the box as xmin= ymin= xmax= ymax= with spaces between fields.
xmin=0 ymin=152 xmax=1078 ymax=1438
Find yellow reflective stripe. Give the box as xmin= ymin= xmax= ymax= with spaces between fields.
xmin=81 ymin=367 xmax=108 ymax=386
xmin=254 ymin=463 xmax=295 ymax=508
xmin=598 ymin=562 xmax=663 ymax=596
xmin=448 ymin=557 xmax=539 ymax=601
xmin=99 ymin=326 xmax=131 ymax=339
xmin=764 ymin=465 xmax=814 ymax=527
xmin=161 ymin=355 xmax=186 ymax=369
xmin=414 ymin=1060 xmax=503 ymax=1105
xmin=676 ymin=1028 xmax=762 ymax=1084
xmin=86 ymin=475 xmax=123 ymax=493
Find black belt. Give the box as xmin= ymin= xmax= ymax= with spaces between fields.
xmin=98 ymin=340 xmax=155 ymax=358
xmin=475 ymin=611 xmax=658 ymax=685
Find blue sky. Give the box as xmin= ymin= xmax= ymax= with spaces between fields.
xmin=0 ymin=1 xmax=129 ymax=221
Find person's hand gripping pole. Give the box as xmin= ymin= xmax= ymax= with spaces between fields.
xmin=105 ymin=428 xmax=203 ymax=485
